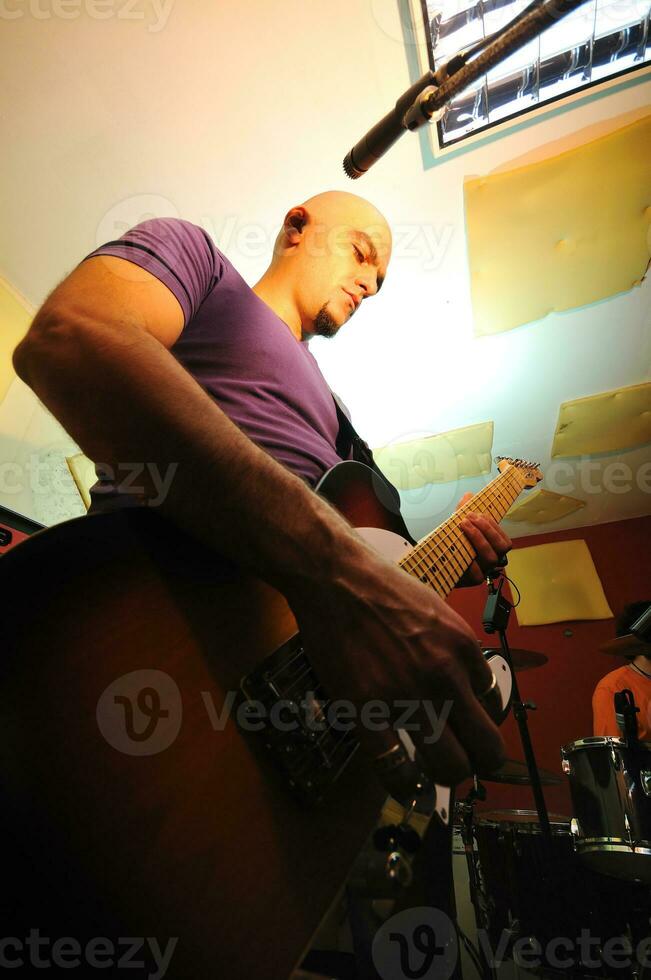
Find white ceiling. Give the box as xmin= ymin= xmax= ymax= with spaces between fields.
xmin=1 ymin=0 xmax=649 ymax=539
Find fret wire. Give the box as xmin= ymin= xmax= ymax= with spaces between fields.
xmin=419 ymin=557 xmax=452 ymax=595
xmin=404 ymin=528 xmax=469 ymax=591
xmin=429 ymin=539 xmax=458 ymax=589
xmin=449 ymin=520 xmax=475 ymax=563
xmin=400 ymin=467 xmax=521 ymax=585
xmin=433 ymin=521 xmax=467 ymax=571
xmin=406 ymin=469 xmax=513 ymax=571
xmin=420 ymin=538 xmax=457 ymax=589
xmin=430 ymin=525 xmax=465 ymax=588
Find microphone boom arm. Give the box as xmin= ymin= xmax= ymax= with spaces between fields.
xmin=344 ymin=0 xmax=592 ymax=177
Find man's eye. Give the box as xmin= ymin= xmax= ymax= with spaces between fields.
xmin=353 ymin=245 xmax=365 ymax=262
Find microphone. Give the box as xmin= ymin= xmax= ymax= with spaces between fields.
xmin=343 ymin=63 xmax=463 ymax=178
xmin=614 ymin=689 xmax=639 ymax=743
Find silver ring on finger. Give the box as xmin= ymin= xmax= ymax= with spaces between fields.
xmin=374 ymin=742 xmax=409 ymax=774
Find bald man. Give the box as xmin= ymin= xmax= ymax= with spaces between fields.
xmin=13 ymin=191 xmax=508 ymax=792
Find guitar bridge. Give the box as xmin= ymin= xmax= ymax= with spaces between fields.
xmin=240 ymin=634 xmax=360 ymax=806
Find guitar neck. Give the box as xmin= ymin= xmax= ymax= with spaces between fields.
xmin=399 ymin=466 xmax=525 ymax=598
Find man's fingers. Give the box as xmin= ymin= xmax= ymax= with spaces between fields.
xmin=442 ymin=632 xmax=495 ymax=702
xmin=419 ymin=647 xmax=505 ymax=777
xmin=451 ymin=690 xmax=505 ymax=775
xmin=456 ymin=492 xmax=473 ymax=509
xmin=462 ymin=560 xmax=485 ymax=586
xmin=354 ymin=697 xmax=475 ymax=793
xmin=460 ymin=516 xmax=500 ymax=567
xmin=408 ymin=710 xmax=473 ymax=787
xmin=355 ymin=719 xmax=432 ymax=800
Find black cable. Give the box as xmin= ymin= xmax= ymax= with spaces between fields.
xmin=454 ymin=920 xmax=492 ymax=980
xmin=504 ymin=573 xmax=521 ymax=607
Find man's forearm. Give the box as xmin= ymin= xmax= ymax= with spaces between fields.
xmin=13 ymin=310 xmax=373 ymax=594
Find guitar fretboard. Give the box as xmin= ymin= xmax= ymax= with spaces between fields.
xmin=399 ymin=466 xmax=523 ymax=598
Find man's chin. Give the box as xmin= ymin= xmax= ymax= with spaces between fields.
xmin=312 ymin=305 xmax=341 ymax=339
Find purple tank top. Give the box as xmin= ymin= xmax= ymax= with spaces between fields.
xmin=82 ymin=218 xmax=345 ymax=510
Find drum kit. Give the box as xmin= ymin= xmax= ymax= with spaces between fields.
xmin=454 ymin=638 xmax=651 ymax=979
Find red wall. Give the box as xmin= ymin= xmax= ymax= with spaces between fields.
xmin=0 ymin=521 xmax=31 ymax=555
xmin=447 ymin=514 xmax=651 ymax=818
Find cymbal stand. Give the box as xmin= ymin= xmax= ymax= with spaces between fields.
xmin=457 ymin=782 xmax=498 ymax=980
xmin=482 ymin=572 xmax=551 ymax=838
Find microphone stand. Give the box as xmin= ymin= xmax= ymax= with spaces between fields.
xmin=483 ymin=572 xmax=551 ymax=839
xmin=343 ymin=0 xmax=594 ymax=176
xmin=405 ymin=0 xmax=592 ymax=133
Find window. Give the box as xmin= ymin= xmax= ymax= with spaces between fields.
xmin=423 ymin=0 xmax=651 ymax=146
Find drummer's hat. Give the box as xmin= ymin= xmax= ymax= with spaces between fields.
xmin=600 ymin=601 xmax=651 ymax=658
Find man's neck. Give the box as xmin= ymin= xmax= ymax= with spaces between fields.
xmin=252 ymin=271 xmax=303 ymax=342
xmin=631 ymin=653 xmax=651 ymax=674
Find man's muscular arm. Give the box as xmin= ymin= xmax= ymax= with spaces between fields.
xmin=14 ymin=256 xmax=505 ymax=787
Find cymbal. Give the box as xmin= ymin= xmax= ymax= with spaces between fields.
xmin=476 ymin=759 xmax=562 ymax=786
xmin=600 ymin=633 xmax=651 ymax=658
xmin=483 ymin=647 xmax=548 ymax=671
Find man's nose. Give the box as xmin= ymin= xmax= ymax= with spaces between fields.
xmin=355 ymin=272 xmax=377 ymax=297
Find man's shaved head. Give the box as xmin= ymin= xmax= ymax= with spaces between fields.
xmin=256 ymin=190 xmax=391 ymax=341
xmin=273 ymin=190 xmax=391 ymax=266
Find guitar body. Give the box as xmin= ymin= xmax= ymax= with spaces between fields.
xmin=0 ymin=458 xmax=531 ymax=977
xmin=0 ymin=463 xmax=416 ymax=979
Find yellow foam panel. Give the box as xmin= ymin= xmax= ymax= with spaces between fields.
xmin=66 ymin=453 xmax=97 ymax=510
xmin=552 ymin=381 xmax=651 ymax=457
xmin=508 ymin=539 xmax=613 ymax=626
xmin=0 ymin=277 xmax=33 ymax=402
xmin=464 ymin=113 xmax=651 ymax=336
xmin=373 ymin=421 xmax=493 ymax=490
xmin=506 ymin=487 xmax=586 ymax=524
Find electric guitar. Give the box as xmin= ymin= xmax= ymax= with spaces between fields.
xmin=0 ymin=456 xmax=541 ymax=978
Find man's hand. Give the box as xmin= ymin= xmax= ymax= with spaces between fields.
xmin=286 ymin=550 xmax=506 ymax=792
xmin=455 ymin=492 xmax=512 ymax=587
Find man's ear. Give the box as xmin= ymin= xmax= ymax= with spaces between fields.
xmin=283 ymin=206 xmax=308 ymax=245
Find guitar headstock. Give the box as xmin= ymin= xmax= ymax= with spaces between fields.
xmin=496 ymin=456 xmax=543 ymax=489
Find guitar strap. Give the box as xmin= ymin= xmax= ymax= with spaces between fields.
xmin=332 ymin=394 xmax=401 ymax=508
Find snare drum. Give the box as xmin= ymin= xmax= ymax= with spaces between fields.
xmin=562 ymin=736 xmax=651 ymax=883
xmin=474 ymin=810 xmax=632 ymax=969
xmin=474 ymin=810 xmax=577 ymax=949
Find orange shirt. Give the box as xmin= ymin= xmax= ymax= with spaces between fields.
xmin=592 ymin=664 xmax=651 ymax=740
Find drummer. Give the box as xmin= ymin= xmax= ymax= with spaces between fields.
xmin=593 ymin=601 xmax=651 ymax=740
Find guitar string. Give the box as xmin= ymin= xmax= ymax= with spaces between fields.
xmin=401 ymin=471 xmax=516 ymax=580
xmin=416 ymin=475 xmax=521 ymax=583
xmin=402 ymin=468 xmax=521 ymax=582
xmin=399 ymin=468 xmax=523 ymax=594
xmin=403 ymin=478 xmax=522 ymax=596
xmin=404 ymin=479 xmax=520 ymax=596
